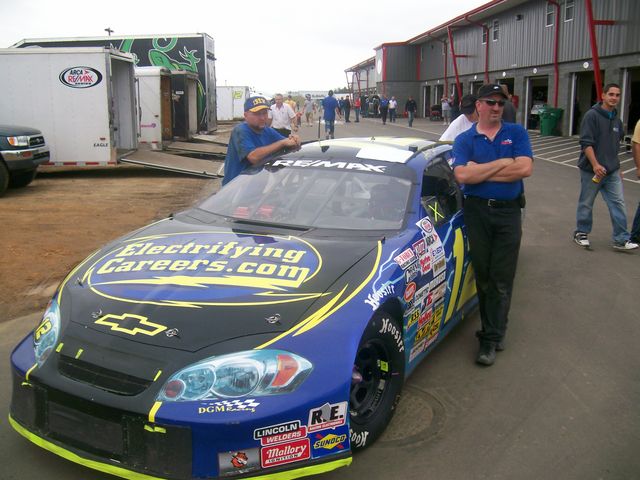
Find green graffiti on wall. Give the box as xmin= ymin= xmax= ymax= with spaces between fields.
xmin=119 ymin=37 xmax=206 ymax=130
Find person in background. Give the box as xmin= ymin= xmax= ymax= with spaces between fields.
xmin=379 ymin=94 xmax=389 ymax=125
xmin=441 ymin=95 xmax=451 ymax=125
xmin=223 ymin=96 xmax=300 ymax=185
xmin=440 ymin=94 xmax=478 ymax=141
xmin=344 ymin=95 xmax=352 ymax=123
xmin=353 ymin=95 xmax=361 ymax=123
xmin=303 ymin=94 xmax=316 ymax=127
xmin=268 ymin=93 xmax=297 ymax=137
xmin=322 ymin=90 xmax=342 ymax=139
xmin=573 ymin=83 xmax=638 ymax=251
xmin=388 ymin=96 xmax=397 ymax=123
xmin=500 ymin=85 xmax=517 ymax=123
xmin=627 ymin=118 xmax=640 ymax=244
xmin=452 ymin=83 xmax=534 ymax=366
xmin=405 ymin=95 xmax=417 ymax=127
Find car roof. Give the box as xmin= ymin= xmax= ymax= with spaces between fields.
xmin=296 ymin=136 xmax=432 ymax=162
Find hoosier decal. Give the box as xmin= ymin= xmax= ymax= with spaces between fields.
xmin=86 ymin=232 xmax=323 ymax=306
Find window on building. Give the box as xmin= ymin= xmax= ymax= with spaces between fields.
xmin=482 ymin=26 xmax=488 ymax=44
xmin=565 ymin=0 xmax=574 ymax=22
xmin=546 ymin=3 xmax=555 ymax=27
xmin=420 ymin=45 xmax=424 ymax=62
xmin=492 ymin=19 xmax=499 ymax=41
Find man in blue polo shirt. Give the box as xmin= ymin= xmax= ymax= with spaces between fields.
xmin=222 ymin=96 xmax=301 ymax=185
xmin=452 ymin=84 xmax=533 ymax=366
xmin=322 ymin=90 xmax=341 ymax=139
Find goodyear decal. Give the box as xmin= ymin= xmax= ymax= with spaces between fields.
xmin=85 ymin=232 xmax=324 ymax=307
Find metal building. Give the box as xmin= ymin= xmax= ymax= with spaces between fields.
xmin=345 ymin=0 xmax=640 ymax=135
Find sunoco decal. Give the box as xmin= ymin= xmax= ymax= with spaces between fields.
xmin=59 ymin=66 xmax=103 ymax=88
xmin=85 ymin=232 xmax=323 ymax=307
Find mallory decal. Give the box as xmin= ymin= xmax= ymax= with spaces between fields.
xmin=260 ymin=438 xmax=310 ymax=468
xmin=85 ymin=232 xmax=323 ymax=306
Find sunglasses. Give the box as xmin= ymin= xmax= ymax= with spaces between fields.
xmin=480 ymin=99 xmax=506 ymax=107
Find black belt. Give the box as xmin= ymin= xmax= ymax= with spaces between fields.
xmin=465 ymin=195 xmax=522 ymax=208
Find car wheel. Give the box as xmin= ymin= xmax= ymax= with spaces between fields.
xmin=9 ymin=169 xmax=37 ymax=188
xmin=349 ymin=311 xmax=405 ymax=450
xmin=0 ymin=162 xmax=9 ymax=197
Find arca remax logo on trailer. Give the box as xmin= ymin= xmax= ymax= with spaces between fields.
xmin=59 ymin=66 xmax=103 ymax=88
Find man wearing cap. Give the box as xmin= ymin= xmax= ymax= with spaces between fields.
xmin=222 ymin=96 xmax=300 ymax=185
xmin=452 ymin=84 xmax=534 ymax=366
xmin=440 ymin=94 xmax=478 ymax=141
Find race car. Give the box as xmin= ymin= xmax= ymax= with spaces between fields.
xmin=9 ymin=137 xmax=477 ymax=479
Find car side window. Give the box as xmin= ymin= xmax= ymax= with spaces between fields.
xmin=420 ymin=157 xmax=462 ymax=224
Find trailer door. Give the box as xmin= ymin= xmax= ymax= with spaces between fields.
xmin=110 ymin=55 xmax=137 ymax=150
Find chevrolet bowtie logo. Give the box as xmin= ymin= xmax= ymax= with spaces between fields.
xmin=94 ymin=313 xmax=167 ymax=336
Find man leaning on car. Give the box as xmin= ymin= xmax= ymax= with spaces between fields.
xmin=222 ymin=96 xmax=301 ymax=185
xmin=451 ymin=84 xmax=533 ymax=367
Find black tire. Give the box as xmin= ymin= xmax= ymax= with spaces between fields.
xmin=9 ymin=169 xmax=37 ymax=188
xmin=0 ymin=161 xmax=9 ymax=197
xmin=349 ymin=310 xmax=405 ymax=450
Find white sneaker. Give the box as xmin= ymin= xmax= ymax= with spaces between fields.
xmin=574 ymin=232 xmax=590 ymax=247
xmin=612 ymin=240 xmax=639 ymax=251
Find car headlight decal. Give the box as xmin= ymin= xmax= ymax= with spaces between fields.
xmin=33 ymin=298 xmax=61 ymax=366
xmin=158 ymin=350 xmax=312 ymax=402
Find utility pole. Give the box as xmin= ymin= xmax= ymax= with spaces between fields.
xmin=104 ymin=27 xmax=114 ymax=36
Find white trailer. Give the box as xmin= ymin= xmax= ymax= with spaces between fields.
xmin=135 ymin=66 xmax=172 ymax=149
xmin=0 ymin=47 xmax=137 ymax=166
xmin=216 ymin=86 xmax=250 ymax=121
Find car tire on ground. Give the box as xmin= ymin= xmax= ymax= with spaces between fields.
xmin=0 ymin=162 xmax=9 ymax=197
xmin=9 ymin=169 xmax=37 ymax=189
xmin=349 ymin=310 xmax=405 ymax=450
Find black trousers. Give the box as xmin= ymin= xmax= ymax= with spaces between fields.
xmin=463 ymin=196 xmax=522 ymax=345
xmin=274 ymin=128 xmax=291 ymax=137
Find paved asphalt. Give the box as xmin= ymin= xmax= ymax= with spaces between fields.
xmin=1 ymin=116 xmax=638 ymax=480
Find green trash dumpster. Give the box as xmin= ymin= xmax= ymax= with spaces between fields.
xmin=539 ymin=107 xmax=563 ymax=136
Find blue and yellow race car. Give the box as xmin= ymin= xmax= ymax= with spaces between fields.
xmin=10 ymin=137 xmax=477 ymax=479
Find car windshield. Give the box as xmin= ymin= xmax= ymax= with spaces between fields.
xmin=199 ymin=165 xmax=413 ymax=230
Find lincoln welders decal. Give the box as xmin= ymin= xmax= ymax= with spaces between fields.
xmin=59 ymin=66 xmax=103 ymax=88
xmin=85 ymin=232 xmax=323 ymax=307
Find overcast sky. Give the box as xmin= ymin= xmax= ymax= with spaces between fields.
xmin=0 ymin=0 xmax=487 ymax=95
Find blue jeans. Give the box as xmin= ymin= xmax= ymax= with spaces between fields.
xmin=575 ymin=168 xmax=630 ymax=244
xmin=408 ymin=111 xmax=414 ymax=127
xmin=324 ymin=118 xmax=335 ymax=138
xmin=354 ymin=107 xmax=360 ymax=122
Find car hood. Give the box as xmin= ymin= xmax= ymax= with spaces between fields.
xmin=0 ymin=124 xmax=42 ymax=136
xmin=61 ymin=217 xmax=379 ymax=353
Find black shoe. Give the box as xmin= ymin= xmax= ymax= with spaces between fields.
xmin=476 ymin=343 xmax=496 ymax=366
xmin=496 ymin=340 xmax=505 ymax=352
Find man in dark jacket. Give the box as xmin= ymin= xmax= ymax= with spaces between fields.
xmin=573 ymin=83 xmax=638 ymax=250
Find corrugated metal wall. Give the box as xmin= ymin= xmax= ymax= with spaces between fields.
xmin=415 ymin=0 xmax=640 ymax=81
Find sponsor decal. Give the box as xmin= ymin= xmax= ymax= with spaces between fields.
xmin=218 ymin=448 xmax=260 ymax=476
xmin=432 ymin=282 xmax=447 ymax=302
xmin=380 ymin=317 xmax=404 ymax=352
xmin=431 ymin=245 xmax=445 ymax=260
xmin=308 ymin=402 xmax=347 ymax=432
xmin=272 ymin=159 xmax=386 ymax=173
xmin=418 ymin=251 xmax=432 ymax=275
xmin=94 ymin=313 xmax=167 ymax=336
xmin=415 ymin=323 xmax=430 ymax=343
xmin=414 ymin=284 xmax=430 ymax=307
xmin=412 ymin=239 xmax=426 ymax=257
xmin=433 ymin=256 xmax=446 ymax=276
xmin=409 ymin=337 xmax=427 ymax=361
xmin=254 ymin=421 xmax=307 ymax=446
xmin=417 ymin=218 xmax=434 ymax=234
xmin=198 ymin=399 xmax=260 ymax=414
xmin=59 ymin=66 xmax=103 ymax=88
xmin=261 ymin=438 xmax=310 ymax=468
xmin=405 ymin=307 xmax=420 ymax=329
xmin=404 ymin=261 xmax=420 ymax=283
xmin=350 ymin=429 xmax=370 ymax=449
xmin=313 ymin=432 xmax=347 ymax=451
xmin=365 ymin=282 xmax=395 ymax=310
xmin=430 ymin=272 xmax=446 ymax=289
xmin=501 ymin=139 xmax=513 ymax=145
xmin=403 ymin=282 xmax=417 ymax=302
xmin=93 ymin=142 xmax=109 ymax=147
xmin=86 ymin=232 xmax=323 ymax=307
xmin=418 ymin=308 xmax=433 ymax=328
xmin=393 ymin=248 xmax=416 ymax=269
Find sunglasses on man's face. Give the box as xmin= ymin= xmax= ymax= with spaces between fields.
xmin=480 ymin=99 xmax=506 ymax=107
